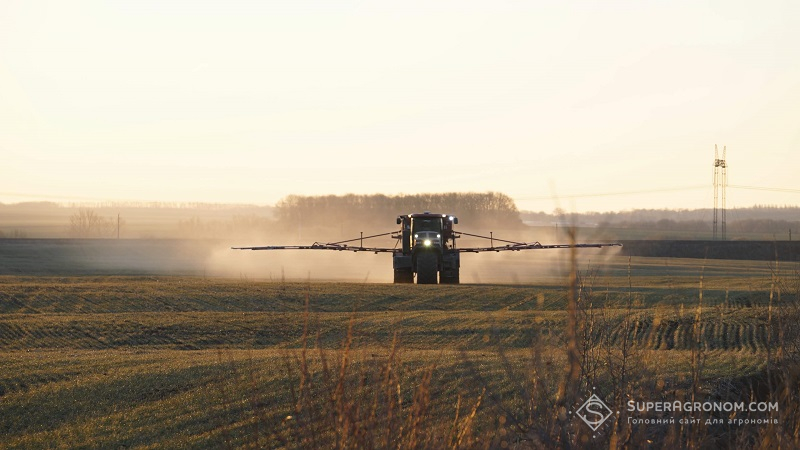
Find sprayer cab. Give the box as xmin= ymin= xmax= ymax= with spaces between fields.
xmin=393 ymin=212 xmax=460 ymax=284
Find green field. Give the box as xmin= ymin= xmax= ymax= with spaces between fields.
xmin=1 ymin=256 xmax=799 ymax=448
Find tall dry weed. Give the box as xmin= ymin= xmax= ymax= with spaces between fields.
xmin=213 ymin=238 xmax=800 ymax=449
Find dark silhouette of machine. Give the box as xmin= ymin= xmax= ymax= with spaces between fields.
xmin=233 ymin=212 xmax=621 ymax=284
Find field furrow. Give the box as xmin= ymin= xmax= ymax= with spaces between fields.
xmin=1 ymin=269 xmax=796 ymax=449
xmin=0 ymin=311 xmax=780 ymax=352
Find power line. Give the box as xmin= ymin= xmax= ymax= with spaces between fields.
xmin=515 ymin=184 xmax=800 ymax=202
xmin=515 ymin=185 xmax=707 ymax=201
xmin=729 ymin=185 xmax=800 ymax=194
xmin=0 ymin=191 xmax=106 ymax=202
xmin=4 ymin=183 xmax=799 ymax=207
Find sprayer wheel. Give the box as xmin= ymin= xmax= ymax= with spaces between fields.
xmin=393 ymin=268 xmax=414 ymax=284
xmin=416 ymin=253 xmax=438 ymax=284
xmin=440 ymin=271 xmax=459 ymax=284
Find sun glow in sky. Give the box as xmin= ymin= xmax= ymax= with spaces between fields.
xmin=2 ymin=0 xmax=799 ymax=212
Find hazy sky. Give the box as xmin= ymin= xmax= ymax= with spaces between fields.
xmin=2 ymin=0 xmax=799 ymax=212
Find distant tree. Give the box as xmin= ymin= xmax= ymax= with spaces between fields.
xmin=274 ymin=192 xmax=524 ymax=231
xmin=2 ymin=229 xmax=29 ymax=238
xmin=69 ymin=208 xmax=116 ymax=237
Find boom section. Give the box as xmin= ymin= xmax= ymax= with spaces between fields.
xmin=232 ymin=231 xmax=400 ymax=254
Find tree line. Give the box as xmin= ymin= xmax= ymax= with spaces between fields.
xmin=57 ymin=193 xmax=523 ymax=238
xmin=5 ymin=198 xmax=795 ymax=239
xmin=593 ymin=218 xmax=800 ymax=234
xmin=521 ymin=205 xmax=800 ymax=225
xmin=275 ymin=192 xmax=523 ymax=231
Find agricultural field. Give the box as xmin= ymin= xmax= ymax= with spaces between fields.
xmin=1 ymin=251 xmax=799 ymax=448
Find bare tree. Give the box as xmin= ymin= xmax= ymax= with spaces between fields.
xmin=69 ymin=208 xmax=116 ymax=237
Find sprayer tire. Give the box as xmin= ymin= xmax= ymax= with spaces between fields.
xmin=393 ymin=268 xmax=414 ymax=284
xmin=440 ymin=271 xmax=460 ymax=284
xmin=416 ymin=253 xmax=438 ymax=284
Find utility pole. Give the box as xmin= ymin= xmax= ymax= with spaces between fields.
xmin=713 ymin=145 xmax=728 ymax=240
xmin=117 ymin=213 xmax=120 ymax=239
